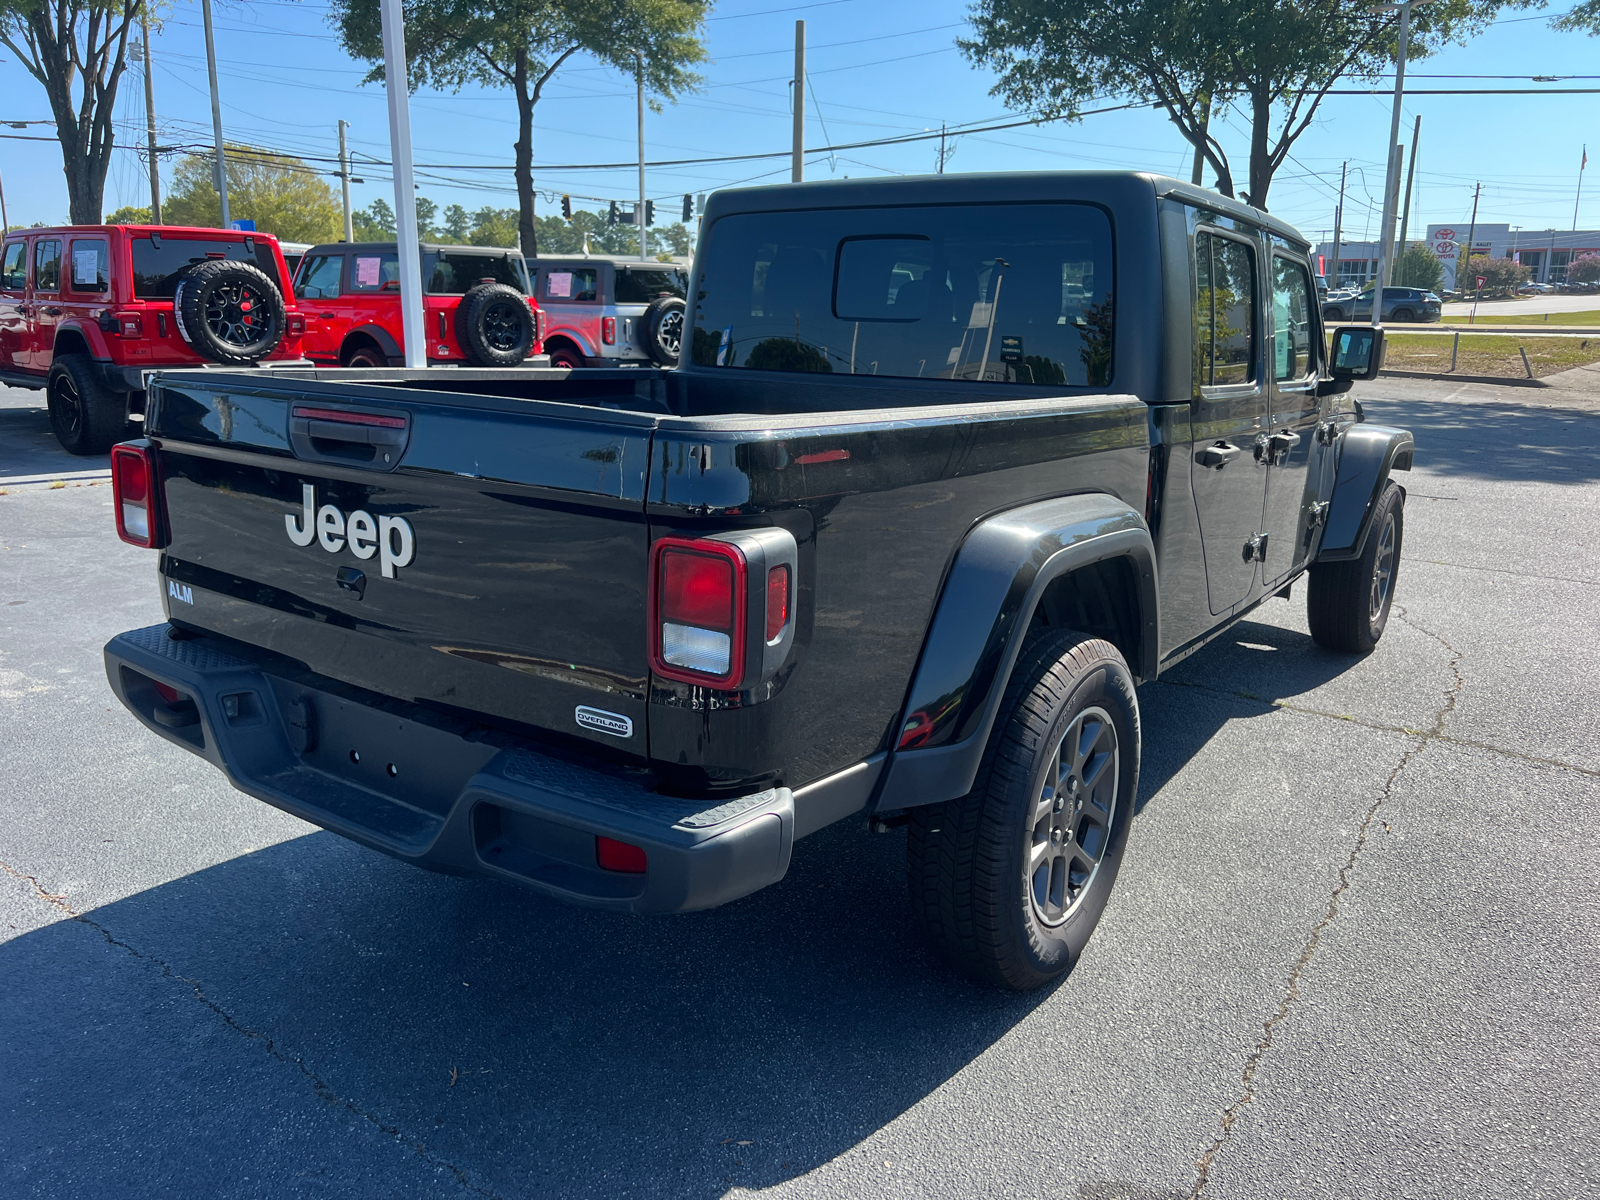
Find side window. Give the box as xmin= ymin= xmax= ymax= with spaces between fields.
xmin=69 ymin=240 xmax=109 ymax=293
xmin=0 ymin=241 xmax=25 ymax=290
xmin=1270 ymin=255 xmax=1314 ymax=382
xmin=348 ymin=252 xmax=400 ymax=293
xmin=296 ymin=255 xmax=343 ymax=300
xmin=545 ymin=267 xmax=597 ymax=302
xmin=34 ymin=239 xmax=62 ymax=292
xmin=1195 ymin=231 xmax=1256 ymax=387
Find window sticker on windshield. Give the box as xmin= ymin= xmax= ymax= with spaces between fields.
xmin=548 ymin=271 xmax=573 ymax=298
xmin=356 ymin=256 xmax=381 ymax=287
xmin=1000 ymin=335 xmax=1023 ymax=363
xmin=73 ymin=248 xmax=102 ymax=289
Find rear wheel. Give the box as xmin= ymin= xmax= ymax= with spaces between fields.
xmin=545 ymin=341 xmax=585 ymax=371
xmin=907 ymin=628 xmax=1140 ymax=991
xmin=1324 ymin=307 xmax=1346 ymax=322
xmin=1392 ymin=307 xmax=1414 ymax=322
xmin=342 ymin=342 xmax=387 ymax=368
xmin=1308 ymin=481 xmax=1404 ymax=653
xmin=47 ymin=354 xmax=126 ymax=456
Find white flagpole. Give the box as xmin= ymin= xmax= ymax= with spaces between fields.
xmin=380 ymin=0 xmax=426 ymax=368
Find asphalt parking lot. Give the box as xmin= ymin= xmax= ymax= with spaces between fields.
xmin=2 ymin=374 xmax=1597 ymax=1199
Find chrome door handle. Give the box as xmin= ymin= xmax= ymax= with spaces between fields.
xmin=1270 ymin=430 xmax=1301 ymax=451
xmin=1195 ymin=442 xmax=1244 ymax=469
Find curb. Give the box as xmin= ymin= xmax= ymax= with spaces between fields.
xmin=1377 ymin=369 xmax=1547 ymax=387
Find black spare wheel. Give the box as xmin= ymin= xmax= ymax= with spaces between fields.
xmin=907 ymin=627 xmax=1140 ymax=990
xmin=173 ymin=258 xmax=286 ymax=365
xmin=456 ymin=282 xmax=534 ymax=366
xmin=643 ymin=295 xmax=686 ymax=365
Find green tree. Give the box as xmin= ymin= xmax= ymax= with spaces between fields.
xmin=468 ymin=206 xmax=520 ymax=247
xmin=2 ymin=0 xmax=143 ymax=222
xmin=330 ymin=0 xmax=708 ymax=256
xmin=961 ymin=0 xmax=1535 ymax=210
xmin=1394 ymin=241 xmax=1443 ymax=291
xmin=352 ymin=197 xmax=395 ymax=241
xmin=106 ymin=203 xmax=151 ymax=224
xmin=164 ymin=143 xmax=342 ymax=242
xmin=442 ymin=203 xmax=472 ymax=242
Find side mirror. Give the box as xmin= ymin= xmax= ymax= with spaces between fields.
xmin=1329 ymin=325 xmax=1385 ymax=382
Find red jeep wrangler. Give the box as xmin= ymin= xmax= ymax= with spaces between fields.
xmin=291 ymin=242 xmax=545 ymax=367
xmin=0 ymin=224 xmax=307 ymax=455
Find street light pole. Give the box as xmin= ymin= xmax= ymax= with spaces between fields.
xmin=636 ymin=52 xmax=648 ymax=262
xmin=338 ymin=120 xmax=353 ymax=243
xmin=379 ymin=0 xmax=426 ymax=367
xmin=200 ymin=0 xmax=230 ymax=226
xmin=791 ymin=21 xmax=805 ymax=183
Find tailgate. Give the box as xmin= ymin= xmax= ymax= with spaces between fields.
xmin=146 ymin=375 xmax=656 ymax=757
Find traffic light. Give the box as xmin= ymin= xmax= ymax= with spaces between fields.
xmin=682 ymin=193 xmax=693 ymax=222
xmin=607 ymin=201 xmax=619 ymax=227
xmin=644 ymin=199 xmax=656 ymax=227
xmin=561 ymin=194 xmax=572 ymax=219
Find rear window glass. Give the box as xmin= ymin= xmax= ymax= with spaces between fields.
xmin=131 ymin=237 xmax=281 ymax=299
xmin=426 ymin=252 xmax=528 ymax=295
xmin=349 ymin=252 xmax=401 ymax=293
xmin=545 ymin=267 xmax=598 ymax=302
xmin=614 ymin=267 xmax=686 ymax=304
xmin=691 ymin=203 xmax=1113 ymax=386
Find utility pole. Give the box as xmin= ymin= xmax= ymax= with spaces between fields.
xmin=1331 ymin=161 xmax=1347 ymax=288
xmin=791 ymin=20 xmax=805 ymax=183
xmin=636 ymin=52 xmax=648 ymax=261
xmin=1455 ymin=181 xmax=1481 ymax=297
xmin=938 ymin=123 xmax=946 ymax=174
xmin=1396 ymin=114 xmax=1421 ymax=264
xmin=338 ymin=120 xmax=353 ymax=242
xmin=379 ymin=0 xmax=426 ymax=366
xmin=1370 ymin=0 xmax=1432 ymax=327
xmin=140 ymin=8 xmax=161 ymax=222
xmin=1576 ymin=145 xmax=1588 ymax=233
xmin=200 ymin=0 xmax=229 ymax=227
xmin=1190 ymin=94 xmax=1211 ymax=187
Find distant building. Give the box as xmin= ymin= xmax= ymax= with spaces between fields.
xmin=1315 ymin=223 xmax=1600 ymax=291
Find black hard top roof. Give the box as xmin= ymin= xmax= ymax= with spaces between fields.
xmin=705 ymin=170 xmax=1310 ymax=250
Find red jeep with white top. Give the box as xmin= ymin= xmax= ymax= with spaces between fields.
xmin=290 ymin=242 xmax=545 ymax=368
xmin=0 ymin=224 xmax=308 ymax=455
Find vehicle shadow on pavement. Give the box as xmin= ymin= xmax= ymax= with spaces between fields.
xmin=1 ymin=813 xmax=1055 ymax=1197
xmin=0 ymin=399 xmax=98 ymax=483
xmin=1356 ymin=395 xmax=1600 ymax=485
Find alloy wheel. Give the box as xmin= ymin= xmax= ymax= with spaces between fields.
xmin=50 ymin=371 xmax=85 ymax=443
xmin=656 ymin=307 xmax=684 ymax=358
xmin=481 ymin=300 xmax=526 ymax=352
xmin=1027 ymin=705 xmax=1119 ymax=927
xmin=1369 ymin=510 xmax=1397 ymax=621
xmin=204 ymin=281 xmax=274 ymax=349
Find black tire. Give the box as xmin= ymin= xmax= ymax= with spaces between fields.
xmin=1307 ymin=480 xmax=1404 ymax=653
xmin=173 ymin=259 xmax=286 ymax=365
xmin=342 ymin=342 xmax=388 ymax=368
xmin=455 ymin=282 xmax=534 ymax=366
xmin=46 ymin=354 xmax=126 ymax=456
xmin=545 ymin=340 xmax=585 ymax=371
xmin=1324 ymin=307 xmax=1346 ymax=322
xmin=1392 ymin=308 xmax=1414 ymax=323
xmin=907 ymin=628 xmax=1141 ymax=991
xmin=643 ymin=296 xmax=686 ymax=365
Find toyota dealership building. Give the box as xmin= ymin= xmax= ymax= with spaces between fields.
xmin=1315 ymin=223 xmax=1600 ymax=291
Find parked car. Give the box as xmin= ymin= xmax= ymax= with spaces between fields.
xmin=1321 ymin=286 xmax=1441 ymax=323
xmin=292 ymin=242 xmax=545 ymax=367
xmin=0 ymin=223 xmax=308 ymax=454
xmin=1518 ymin=282 xmax=1554 ymax=295
xmin=529 ymin=255 xmax=687 ymax=368
xmin=279 ymin=241 xmax=312 ymax=280
xmin=103 ymin=172 xmax=1410 ymax=991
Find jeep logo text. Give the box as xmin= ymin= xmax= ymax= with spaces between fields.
xmin=285 ymin=484 xmax=415 ymax=578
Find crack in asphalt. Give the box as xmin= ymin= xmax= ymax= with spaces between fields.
xmin=1186 ymin=607 xmax=1465 ymax=1199
xmin=0 ymin=858 xmax=508 ymax=1200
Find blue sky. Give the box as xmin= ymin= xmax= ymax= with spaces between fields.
xmin=1 ymin=0 xmax=1595 ymax=243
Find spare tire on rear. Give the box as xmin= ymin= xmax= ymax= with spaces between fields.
xmin=173 ymin=258 xmax=286 ymax=365
xmin=456 ymin=282 xmax=535 ymax=366
xmin=643 ymin=295 xmax=686 ymax=365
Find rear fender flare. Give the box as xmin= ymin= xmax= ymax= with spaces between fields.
xmin=1316 ymin=425 xmax=1414 ymax=563
xmin=874 ymin=493 xmax=1158 ymax=813
xmin=343 ymin=324 xmax=403 ymax=366
xmin=543 ymin=328 xmax=596 ymax=358
xmin=55 ymin=320 xmax=110 ymax=361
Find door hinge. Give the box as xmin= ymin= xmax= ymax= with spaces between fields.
xmin=1241 ymin=533 xmax=1270 ymax=563
xmin=1309 ymin=500 xmax=1330 ymax=527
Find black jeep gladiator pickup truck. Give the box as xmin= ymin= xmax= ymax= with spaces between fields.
xmin=103 ymin=172 xmax=1411 ymax=990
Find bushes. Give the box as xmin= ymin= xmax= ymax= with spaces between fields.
xmin=1569 ymin=253 xmax=1600 ymax=285
xmin=1462 ymin=253 xmax=1530 ymax=297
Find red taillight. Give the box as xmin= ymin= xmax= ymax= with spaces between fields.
xmin=111 ymin=443 xmax=165 ymax=548
xmin=114 ymin=312 xmax=144 ymax=338
xmin=650 ymin=537 xmax=746 ymax=687
xmin=535 ymin=307 xmax=546 ymax=346
xmin=286 ymin=312 xmax=307 ymax=337
xmin=765 ymin=565 xmax=790 ymax=642
xmin=596 ymin=836 xmax=647 ymax=874
xmin=601 ymin=315 xmax=616 ymax=345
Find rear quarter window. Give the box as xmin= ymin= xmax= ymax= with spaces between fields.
xmin=69 ymin=240 xmax=109 ymax=293
xmin=425 ymin=252 xmax=527 ymax=295
xmin=614 ymin=268 xmax=686 ymax=304
xmin=131 ymin=237 xmax=283 ymax=299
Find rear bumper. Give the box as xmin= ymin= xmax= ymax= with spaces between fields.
xmin=104 ymin=625 xmax=794 ymax=914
